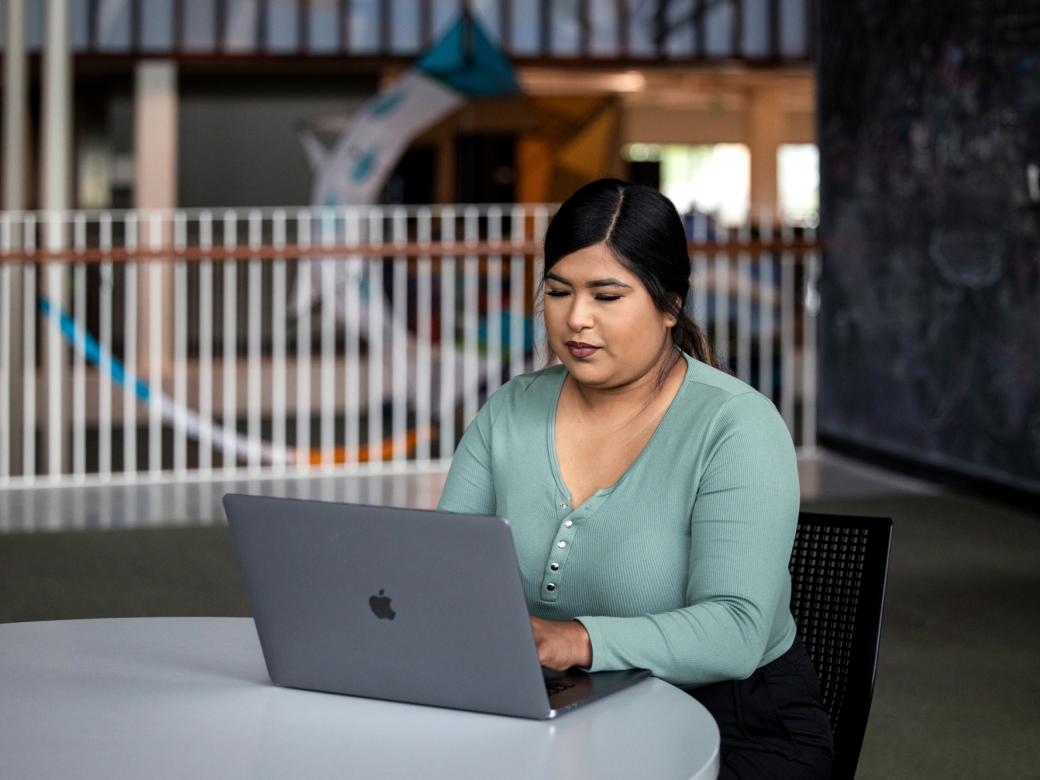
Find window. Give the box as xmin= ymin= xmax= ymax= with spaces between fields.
xmin=624 ymin=143 xmax=751 ymax=226
xmin=778 ymin=144 xmax=819 ymax=227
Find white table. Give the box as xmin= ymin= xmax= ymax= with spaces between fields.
xmin=0 ymin=618 xmax=720 ymax=780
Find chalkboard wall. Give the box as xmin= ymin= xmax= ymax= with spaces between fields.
xmin=817 ymin=0 xmax=1040 ymax=493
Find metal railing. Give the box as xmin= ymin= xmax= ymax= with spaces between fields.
xmin=0 ymin=203 xmax=819 ymax=487
xmin=4 ymin=0 xmax=814 ymax=64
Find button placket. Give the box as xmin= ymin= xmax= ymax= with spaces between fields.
xmin=540 ymin=507 xmax=583 ymax=602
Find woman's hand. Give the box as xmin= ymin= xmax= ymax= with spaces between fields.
xmin=530 ymin=616 xmax=593 ymax=670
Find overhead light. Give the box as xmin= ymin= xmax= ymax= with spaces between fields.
xmin=519 ymin=68 xmax=647 ymax=93
xmin=610 ymin=70 xmax=647 ymax=92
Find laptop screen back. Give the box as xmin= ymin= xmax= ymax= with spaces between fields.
xmin=223 ymin=494 xmax=552 ymax=718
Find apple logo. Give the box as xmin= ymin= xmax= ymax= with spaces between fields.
xmin=369 ymin=589 xmax=396 ymax=620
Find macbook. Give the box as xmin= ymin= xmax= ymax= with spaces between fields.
xmin=223 ymin=494 xmax=650 ymax=719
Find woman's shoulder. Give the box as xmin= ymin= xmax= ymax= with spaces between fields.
xmin=476 ymin=363 xmax=566 ymax=425
xmin=663 ymin=355 xmax=797 ymax=493
xmin=678 ymin=353 xmax=788 ymax=435
xmin=682 ymin=353 xmax=756 ymax=398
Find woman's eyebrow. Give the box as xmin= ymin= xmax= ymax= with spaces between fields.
xmin=545 ymin=272 xmax=631 ymax=289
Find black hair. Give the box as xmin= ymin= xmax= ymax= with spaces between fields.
xmin=542 ymin=177 xmax=723 ymax=372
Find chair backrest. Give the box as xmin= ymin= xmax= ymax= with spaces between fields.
xmin=789 ymin=512 xmax=893 ymax=780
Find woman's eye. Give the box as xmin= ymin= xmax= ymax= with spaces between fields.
xmin=544 ymin=290 xmax=620 ymax=301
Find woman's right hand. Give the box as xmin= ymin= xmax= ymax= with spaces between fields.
xmin=530 ymin=616 xmax=592 ymax=670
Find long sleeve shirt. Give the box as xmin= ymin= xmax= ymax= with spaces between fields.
xmin=436 ymin=351 xmax=800 ymax=687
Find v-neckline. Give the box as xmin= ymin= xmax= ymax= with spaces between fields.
xmin=546 ymin=353 xmax=692 ymax=511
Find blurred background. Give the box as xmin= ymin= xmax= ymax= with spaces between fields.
xmin=0 ymin=1 xmax=1037 ymax=778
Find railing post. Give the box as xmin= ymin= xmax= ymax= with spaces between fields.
xmin=802 ymin=225 xmax=819 ymax=454
xmin=509 ymin=205 xmax=526 ymax=381
xmin=343 ymin=207 xmax=361 ymax=467
xmin=391 ymin=207 xmax=408 ymax=465
xmin=173 ymin=210 xmax=189 ymax=475
xmin=416 ymin=207 xmax=433 ymax=464
xmin=736 ymin=216 xmax=752 ymax=383
xmin=198 ymin=211 xmax=214 ymax=473
xmin=319 ymin=206 xmax=336 ymax=470
xmin=486 ymin=206 xmax=503 ymax=398
xmin=779 ymin=219 xmax=796 ymax=435
xmin=271 ymin=209 xmax=288 ymax=473
xmin=462 ymin=206 xmax=480 ymax=427
xmin=439 ymin=207 xmax=456 ymax=460
xmin=98 ymin=213 xmax=113 ymax=477
xmin=294 ymin=209 xmax=312 ymax=474
xmin=21 ymin=215 xmax=36 ymax=482
xmin=713 ymin=223 xmax=731 ymax=371
xmin=531 ymin=206 xmax=548 ymax=371
xmin=367 ymin=208 xmax=384 ymax=465
xmin=247 ymin=209 xmax=264 ymax=472
xmin=221 ymin=209 xmax=238 ymax=476
xmin=121 ymin=213 xmax=139 ymax=477
xmin=72 ymin=212 xmax=87 ymax=481
xmin=147 ymin=211 xmax=165 ymax=476
xmin=757 ymin=207 xmax=776 ymax=402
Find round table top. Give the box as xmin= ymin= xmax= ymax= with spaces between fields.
xmin=0 ymin=617 xmax=719 ymax=780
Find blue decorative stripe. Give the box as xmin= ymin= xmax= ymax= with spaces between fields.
xmin=38 ymin=296 xmax=152 ymax=402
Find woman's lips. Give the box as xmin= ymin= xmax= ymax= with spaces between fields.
xmin=566 ymin=341 xmax=601 ymax=359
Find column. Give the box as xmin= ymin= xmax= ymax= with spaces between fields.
xmin=134 ymin=62 xmax=179 ymax=213
xmin=746 ymin=86 xmax=783 ymax=219
xmin=3 ymin=0 xmax=28 ymax=476
xmin=41 ymin=0 xmax=72 ymax=478
xmin=134 ymin=60 xmax=179 ymax=475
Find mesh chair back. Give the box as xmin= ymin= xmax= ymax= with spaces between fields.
xmin=789 ymin=512 xmax=893 ymax=780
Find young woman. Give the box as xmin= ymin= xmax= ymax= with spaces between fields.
xmin=438 ymin=178 xmax=833 ymax=779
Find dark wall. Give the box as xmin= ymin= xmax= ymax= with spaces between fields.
xmin=818 ymin=1 xmax=1040 ymax=493
xmin=178 ymin=75 xmax=377 ymax=208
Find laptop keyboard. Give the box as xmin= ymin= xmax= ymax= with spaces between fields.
xmin=545 ymin=679 xmax=577 ymax=697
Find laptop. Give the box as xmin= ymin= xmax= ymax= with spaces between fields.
xmin=222 ymin=494 xmax=650 ymax=719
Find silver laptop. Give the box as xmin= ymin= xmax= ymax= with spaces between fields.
xmin=222 ymin=494 xmax=650 ymax=719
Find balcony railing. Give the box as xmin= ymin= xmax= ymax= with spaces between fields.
xmin=6 ymin=0 xmax=813 ymax=64
xmin=0 ymin=203 xmax=819 ymax=488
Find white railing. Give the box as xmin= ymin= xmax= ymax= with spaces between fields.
xmin=0 ymin=204 xmax=819 ymax=488
xmin=3 ymin=0 xmax=814 ymax=63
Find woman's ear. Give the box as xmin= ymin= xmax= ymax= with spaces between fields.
xmin=662 ymin=295 xmax=682 ymax=328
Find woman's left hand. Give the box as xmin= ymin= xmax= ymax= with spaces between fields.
xmin=530 ymin=616 xmax=593 ymax=670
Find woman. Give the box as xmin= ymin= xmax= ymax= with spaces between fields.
xmin=438 ymin=179 xmax=833 ymax=779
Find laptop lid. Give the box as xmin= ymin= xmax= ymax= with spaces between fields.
xmin=224 ymin=494 xmax=565 ymax=718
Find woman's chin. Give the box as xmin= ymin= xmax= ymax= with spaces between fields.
xmin=561 ymin=358 xmax=612 ymax=385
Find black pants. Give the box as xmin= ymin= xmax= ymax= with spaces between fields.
xmin=683 ymin=638 xmax=834 ymax=779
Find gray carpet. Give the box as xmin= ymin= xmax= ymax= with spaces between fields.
xmin=2 ymin=487 xmax=1038 ymax=778
xmin=801 ymin=493 xmax=1040 ymax=780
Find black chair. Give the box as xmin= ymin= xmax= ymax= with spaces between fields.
xmin=789 ymin=512 xmax=893 ymax=780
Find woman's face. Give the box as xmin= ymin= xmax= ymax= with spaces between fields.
xmin=543 ymin=242 xmax=677 ymax=389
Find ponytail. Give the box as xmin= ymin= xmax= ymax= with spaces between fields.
xmin=672 ymin=311 xmax=725 ymax=372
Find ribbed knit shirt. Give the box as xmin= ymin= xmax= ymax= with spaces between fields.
xmin=436 ymin=351 xmax=800 ymax=687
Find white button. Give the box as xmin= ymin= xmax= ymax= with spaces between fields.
xmin=557 ymin=541 xmax=566 ymax=549
xmin=559 ymin=502 xmax=568 ymax=508
xmin=564 ymin=520 xmax=573 ymax=528
xmin=550 ymin=562 xmax=560 ymax=571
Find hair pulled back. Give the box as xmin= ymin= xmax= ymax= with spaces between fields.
xmin=542 ymin=178 xmax=722 ymax=371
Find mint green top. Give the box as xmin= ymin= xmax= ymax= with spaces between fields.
xmin=437 ymin=352 xmax=800 ymax=687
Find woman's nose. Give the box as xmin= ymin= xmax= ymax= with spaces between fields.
xmin=566 ymin=296 xmax=594 ymax=333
